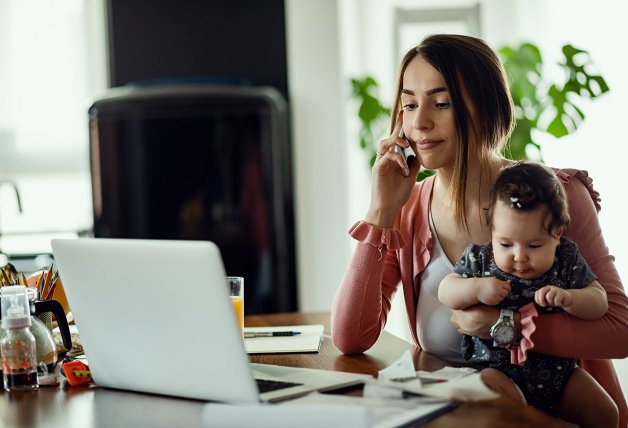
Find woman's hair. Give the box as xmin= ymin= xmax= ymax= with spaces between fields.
xmin=390 ymin=34 xmax=515 ymax=229
xmin=486 ymin=161 xmax=570 ymax=236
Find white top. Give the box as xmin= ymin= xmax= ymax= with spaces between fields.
xmin=416 ymin=210 xmax=465 ymax=364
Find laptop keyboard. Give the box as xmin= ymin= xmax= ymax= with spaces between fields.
xmin=256 ymin=378 xmax=304 ymax=393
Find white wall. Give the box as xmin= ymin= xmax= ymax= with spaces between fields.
xmin=514 ymin=0 xmax=628 ymax=283
xmin=287 ymin=0 xmax=626 ymax=392
xmin=285 ymin=0 xmax=352 ymax=312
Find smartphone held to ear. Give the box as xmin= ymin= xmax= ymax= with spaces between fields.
xmin=395 ymin=145 xmax=416 ymax=168
xmin=396 ymin=131 xmax=416 ymax=169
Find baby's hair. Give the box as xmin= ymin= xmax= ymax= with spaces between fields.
xmin=486 ymin=161 xmax=570 ymax=237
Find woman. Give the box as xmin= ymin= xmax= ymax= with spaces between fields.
xmin=331 ymin=34 xmax=628 ymax=425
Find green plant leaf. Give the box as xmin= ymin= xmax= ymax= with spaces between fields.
xmin=503 ymin=42 xmax=609 ymax=152
xmin=418 ymin=169 xmax=436 ymax=181
xmin=546 ymin=116 xmax=569 ymax=138
xmin=369 ymin=153 xmax=377 ymax=167
xmin=559 ymin=44 xmax=610 ymax=99
xmin=358 ymin=95 xmax=381 ymax=123
xmin=359 ymin=135 xmax=367 ymax=150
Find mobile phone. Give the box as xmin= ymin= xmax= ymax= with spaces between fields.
xmin=395 ymin=132 xmax=416 ymax=168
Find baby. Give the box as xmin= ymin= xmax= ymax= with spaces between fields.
xmin=438 ymin=162 xmax=618 ymax=428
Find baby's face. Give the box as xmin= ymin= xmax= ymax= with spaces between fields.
xmin=491 ymin=200 xmax=561 ymax=280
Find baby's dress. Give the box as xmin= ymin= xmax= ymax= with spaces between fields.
xmin=454 ymin=237 xmax=597 ymax=413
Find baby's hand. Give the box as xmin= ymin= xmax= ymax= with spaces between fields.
xmin=535 ymin=285 xmax=573 ymax=309
xmin=477 ymin=278 xmax=511 ymax=305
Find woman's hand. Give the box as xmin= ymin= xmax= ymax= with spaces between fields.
xmin=365 ymin=111 xmax=422 ymax=228
xmin=450 ymin=304 xmax=501 ymax=339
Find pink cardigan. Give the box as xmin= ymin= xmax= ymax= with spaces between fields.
xmin=332 ymin=168 xmax=628 ymax=425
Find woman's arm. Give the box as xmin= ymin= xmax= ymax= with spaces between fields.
xmin=330 ymin=221 xmax=404 ymax=354
xmin=530 ymin=170 xmax=628 ymax=358
xmin=332 ymin=114 xmax=423 ymax=354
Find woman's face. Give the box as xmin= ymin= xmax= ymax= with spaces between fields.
xmin=400 ymin=56 xmax=458 ymax=171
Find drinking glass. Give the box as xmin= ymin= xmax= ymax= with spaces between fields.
xmin=226 ymin=276 xmax=244 ymax=332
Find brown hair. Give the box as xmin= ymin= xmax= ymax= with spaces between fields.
xmin=486 ymin=161 xmax=570 ymax=236
xmin=390 ymin=34 xmax=515 ymax=230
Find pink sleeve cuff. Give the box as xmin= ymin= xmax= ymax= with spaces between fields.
xmin=510 ymin=303 xmax=538 ymax=365
xmin=348 ymin=220 xmax=406 ymax=250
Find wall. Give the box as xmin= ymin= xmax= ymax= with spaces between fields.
xmin=285 ymin=0 xmax=351 ymax=312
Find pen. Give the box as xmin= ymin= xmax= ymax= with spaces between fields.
xmin=419 ymin=377 xmax=448 ymax=384
xmin=244 ymin=331 xmax=301 ymax=338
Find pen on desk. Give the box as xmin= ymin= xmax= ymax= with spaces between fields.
xmin=244 ymin=331 xmax=301 ymax=338
xmin=419 ymin=378 xmax=448 ymax=384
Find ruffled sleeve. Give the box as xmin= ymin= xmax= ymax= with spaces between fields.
xmin=555 ymin=168 xmax=601 ymax=212
xmin=510 ymin=303 xmax=538 ymax=365
xmin=332 ymin=220 xmax=405 ymax=353
xmin=348 ymin=220 xmax=406 ymax=250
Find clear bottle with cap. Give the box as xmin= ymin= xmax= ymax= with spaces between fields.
xmin=1 ymin=285 xmax=39 ymax=391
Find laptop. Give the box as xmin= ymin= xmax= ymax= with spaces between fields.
xmin=51 ymin=238 xmax=370 ymax=403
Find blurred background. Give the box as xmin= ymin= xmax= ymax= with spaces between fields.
xmin=0 ymin=0 xmax=625 ymax=388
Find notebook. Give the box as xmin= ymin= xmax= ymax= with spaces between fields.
xmin=51 ymin=238 xmax=370 ymax=403
xmin=244 ymin=324 xmax=324 ymax=354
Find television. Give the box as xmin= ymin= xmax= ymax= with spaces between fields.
xmin=88 ymin=84 xmax=297 ymax=314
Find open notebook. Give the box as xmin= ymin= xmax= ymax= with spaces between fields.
xmin=244 ymin=324 xmax=324 ymax=354
xmin=51 ymin=238 xmax=370 ymax=403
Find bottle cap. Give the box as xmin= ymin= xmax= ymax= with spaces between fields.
xmin=1 ymin=285 xmax=32 ymax=329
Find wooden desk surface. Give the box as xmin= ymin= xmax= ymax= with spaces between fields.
xmin=0 ymin=312 xmax=568 ymax=428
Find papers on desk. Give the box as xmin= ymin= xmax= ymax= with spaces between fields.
xmin=202 ymin=393 xmax=453 ymax=428
xmin=203 ymin=400 xmax=371 ymax=428
xmin=364 ymin=350 xmax=498 ymax=402
xmin=284 ymin=393 xmax=455 ymax=428
xmin=243 ymin=324 xmax=324 ymax=354
xmin=202 ymin=350 xmax=499 ymax=428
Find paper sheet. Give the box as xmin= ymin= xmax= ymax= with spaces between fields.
xmin=377 ymin=350 xmax=416 ymax=381
xmin=203 ymin=395 xmax=452 ymax=428
xmin=365 ymin=350 xmax=499 ymax=401
xmin=203 ymin=401 xmax=371 ymax=428
xmin=419 ymin=372 xmax=499 ymax=401
xmin=283 ymin=392 xmax=453 ymax=428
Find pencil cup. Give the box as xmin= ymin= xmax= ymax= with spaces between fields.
xmin=226 ymin=277 xmax=244 ymax=334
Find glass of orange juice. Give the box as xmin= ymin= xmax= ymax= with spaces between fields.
xmin=226 ymin=276 xmax=244 ymax=333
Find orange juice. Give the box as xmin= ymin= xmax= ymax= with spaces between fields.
xmin=230 ymin=295 xmax=244 ymax=332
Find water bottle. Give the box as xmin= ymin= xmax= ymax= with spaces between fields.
xmin=1 ymin=285 xmax=38 ymax=391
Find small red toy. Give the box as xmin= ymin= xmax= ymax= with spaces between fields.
xmin=62 ymin=359 xmax=92 ymax=386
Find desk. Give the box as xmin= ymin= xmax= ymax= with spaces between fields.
xmin=0 ymin=312 xmax=568 ymax=428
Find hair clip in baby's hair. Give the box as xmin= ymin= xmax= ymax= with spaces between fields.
xmin=510 ymin=196 xmax=522 ymax=209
